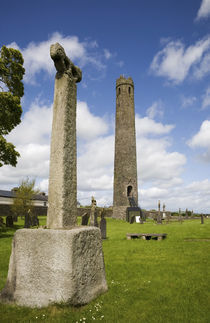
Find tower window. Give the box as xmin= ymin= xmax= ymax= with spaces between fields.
xmin=128 ymin=87 xmax=131 ymax=95
xmin=118 ymin=87 xmax=121 ymax=95
xmin=127 ymin=185 xmax=133 ymax=197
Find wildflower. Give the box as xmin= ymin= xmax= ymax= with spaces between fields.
xmin=92 ymin=316 xmax=96 ymax=320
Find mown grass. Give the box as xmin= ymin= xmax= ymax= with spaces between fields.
xmin=0 ymin=217 xmax=210 ymax=322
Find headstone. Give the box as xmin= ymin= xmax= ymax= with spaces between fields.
xmin=89 ymin=196 xmax=97 ymax=226
xmin=163 ymin=203 xmax=166 ymax=212
xmin=0 ymin=43 xmax=107 ymax=308
xmin=24 ymin=209 xmax=32 ymax=228
xmin=157 ymin=200 xmax=162 ymax=224
xmin=100 ymin=209 xmax=107 ymax=239
xmin=31 ymin=214 xmax=39 ymax=227
xmin=6 ymin=215 xmax=13 ymax=227
xmin=94 ymin=211 xmax=98 ymax=227
xmin=185 ymin=208 xmax=188 ymax=219
xmin=81 ymin=212 xmax=90 ymax=225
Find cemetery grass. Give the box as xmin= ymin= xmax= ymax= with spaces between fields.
xmin=0 ymin=217 xmax=210 ymax=322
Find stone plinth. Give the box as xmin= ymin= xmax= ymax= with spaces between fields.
xmin=0 ymin=227 xmax=107 ymax=308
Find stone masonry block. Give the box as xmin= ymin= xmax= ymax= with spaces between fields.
xmin=0 ymin=227 xmax=107 ymax=307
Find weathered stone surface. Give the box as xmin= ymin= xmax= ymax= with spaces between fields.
xmin=100 ymin=210 xmax=106 ymax=239
xmin=113 ymin=76 xmax=138 ymax=220
xmin=47 ymin=43 xmax=82 ymax=229
xmin=81 ymin=212 xmax=90 ymax=225
xmin=89 ymin=196 xmax=96 ymax=226
xmin=0 ymin=227 xmax=107 ymax=307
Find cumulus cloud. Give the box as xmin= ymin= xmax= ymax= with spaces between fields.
xmin=0 ymin=97 xmax=196 ymax=210
xmin=7 ymin=32 xmax=108 ymax=83
xmin=137 ymin=136 xmax=186 ymax=185
xmin=135 ymin=115 xmax=174 ymax=136
xmin=188 ymin=120 xmax=210 ymax=148
xmin=193 ymin=53 xmax=210 ymax=79
xmin=77 ymin=101 xmax=109 ymax=140
xmin=188 ymin=120 xmax=210 ymax=162
xmin=6 ymin=102 xmax=52 ymax=146
xmin=196 ymin=0 xmax=210 ymax=21
xmin=150 ymin=37 xmax=210 ymax=83
xmin=146 ymin=100 xmax=164 ymax=119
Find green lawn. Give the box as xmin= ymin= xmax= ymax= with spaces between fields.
xmin=0 ymin=217 xmax=210 ymax=322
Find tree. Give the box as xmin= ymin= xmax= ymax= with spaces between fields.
xmin=0 ymin=45 xmax=25 ymax=167
xmin=11 ymin=178 xmax=40 ymax=228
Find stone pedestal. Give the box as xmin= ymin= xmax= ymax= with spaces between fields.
xmin=0 ymin=227 xmax=107 ymax=308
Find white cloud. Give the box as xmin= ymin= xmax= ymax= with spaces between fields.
xmin=146 ymin=100 xmax=164 ymax=119
xmin=193 ymin=53 xmax=210 ymax=79
xmin=104 ymin=49 xmax=112 ymax=60
xmin=201 ymin=86 xmax=210 ymax=109
xmin=188 ymin=120 xmax=210 ymax=162
xmin=77 ymin=101 xmax=108 ymax=140
xmin=196 ymin=0 xmax=210 ymax=21
xmin=181 ymin=95 xmax=197 ymax=108
xmin=150 ymin=37 xmax=210 ymax=83
xmin=188 ymin=120 xmax=210 ymax=148
xmin=137 ymin=136 xmax=186 ymax=185
xmin=6 ymin=102 xmax=52 ymax=146
xmin=7 ymin=32 xmax=106 ymax=84
xmin=2 ymin=98 xmax=205 ymax=211
xmin=140 ymin=179 xmax=210 ymax=213
xmin=135 ymin=115 xmax=174 ymax=136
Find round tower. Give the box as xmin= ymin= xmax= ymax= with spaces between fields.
xmin=113 ymin=75 xmax=138 ymax=220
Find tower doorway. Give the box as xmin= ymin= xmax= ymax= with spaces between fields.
xmin=127 ymin=185 xmax=133 ymax=197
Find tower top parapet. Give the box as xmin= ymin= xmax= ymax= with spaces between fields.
xmin=116 ymin=75 xmax=134 ymax=88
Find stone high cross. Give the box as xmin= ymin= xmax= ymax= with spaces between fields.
xmin=47 ymin=43 xmax=82 ymax=228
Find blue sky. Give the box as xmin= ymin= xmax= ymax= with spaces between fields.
xmin=2 ymin=0 xmax=210 ymax=212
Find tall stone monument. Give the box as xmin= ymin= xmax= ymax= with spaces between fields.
xmin=113 ymin=76 xmax=138 ymax=220
xmin=47 ymin=43 xmax=81 ymax=229
xmin=0 ymin=43 xmax=107 ymax=308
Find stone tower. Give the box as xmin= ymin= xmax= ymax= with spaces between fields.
xmin=113 ymin=75 xmax=138 ymax=220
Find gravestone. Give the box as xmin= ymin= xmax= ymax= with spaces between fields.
xmin=185 ymin=208 xmax=188 ymax=219
xmin=89 ymin=196 xmax=96 ymax=226
xmin=100 ymin=209 xmax=107 ymax=239
xmin=24 ymin=209 xmax=32 ymax=228
xmin=81 ymin=212 xmax=90 ymax=226
xmin=31 ymin=214 xmax=39 ymax=227
xmin=157 ymin=200 xmax=162 ymax=224
xmin=6 ymin=215 xmax=13 ymax=228
xmin=0 ymin=43 xmax=107 ymax=308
